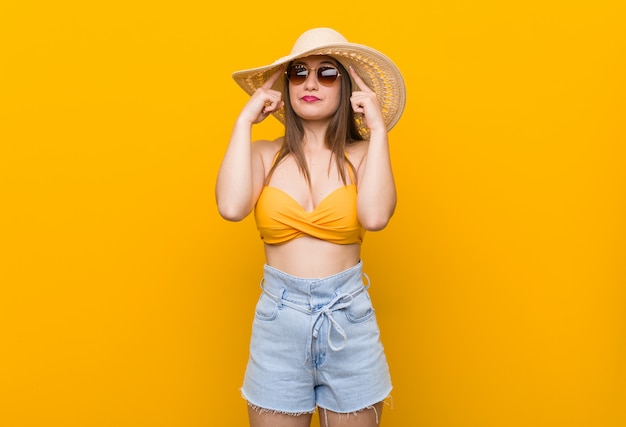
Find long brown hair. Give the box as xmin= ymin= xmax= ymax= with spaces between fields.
xmin=266 ymin=60 xmax=363 ymax=186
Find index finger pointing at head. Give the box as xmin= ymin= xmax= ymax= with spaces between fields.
xmin=349 ymin=66 xmax=373 ymax=92
xmin=261 ymin=66 xmax=285 ymax=89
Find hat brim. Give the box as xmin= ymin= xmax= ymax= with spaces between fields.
xmin=232 ymin=42 xmax=406 ymax=139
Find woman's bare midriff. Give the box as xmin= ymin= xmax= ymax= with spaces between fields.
xmin=264 ymin=236 xmax=361 ymax=278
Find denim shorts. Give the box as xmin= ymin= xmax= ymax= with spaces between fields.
xmin=241 ymin=260 xmax=392 ymax=414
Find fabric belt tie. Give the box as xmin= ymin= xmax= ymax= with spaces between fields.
xmin=310 ymin=292 xmax=354 ymax=351
xmin=260 ymin=273 xmax=369 ymax=356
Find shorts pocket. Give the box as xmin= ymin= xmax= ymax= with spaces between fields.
xmin=344 ymin=290 xmax=375 ymax=323
xmin=254 ymin=293 xmax=280 ymax=321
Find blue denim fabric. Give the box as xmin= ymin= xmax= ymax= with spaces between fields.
xmin=241 ymin=260 xmax=392 ymax=414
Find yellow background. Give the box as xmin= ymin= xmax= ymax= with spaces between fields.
xmin=1 ymin=1 xmax=625 ymax=426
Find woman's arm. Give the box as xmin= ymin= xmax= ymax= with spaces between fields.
xmin=215 ymin=68 xmax=284 ymax=221
xmin=215 ymin=118 xmax=257 ymax=221
xmin=349 ymin=67 xmax=397 ymax=230
xmin=355 ymin=131 xmax=397 ymax=231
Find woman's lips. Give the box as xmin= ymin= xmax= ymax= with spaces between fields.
xmin=301 ymin=96 xmax=320 ymax=102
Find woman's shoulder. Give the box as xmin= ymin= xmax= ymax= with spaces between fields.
xmin=345 ymin=139 xmax=369 ymax=167
xmin=253 ymin=136 xmax=283 ymax=150
xmin=252 ymin=137 xmax=284 ymax=162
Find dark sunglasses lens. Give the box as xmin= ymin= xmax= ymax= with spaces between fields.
xmin=287 ymin=65 xmax=339 ymax=85
xmin=287 ymin=65 xmax=308 ymax=84
xmin=318 ymin=67 xmax=339 ymax=85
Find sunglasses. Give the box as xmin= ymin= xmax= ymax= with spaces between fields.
xmin=285 ymin=64 xmax=341 ymax=86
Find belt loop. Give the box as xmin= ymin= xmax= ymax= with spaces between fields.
xmin=362 ymin=272 xmax=371 ymax=290
xmin=277 ymin=287 xmax=285 ymax=308
xmin=260 ymin=277 xmax=288 ymax=309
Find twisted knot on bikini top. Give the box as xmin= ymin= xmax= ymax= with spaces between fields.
xmin=254 ymin=153 xmax=365 ymax=245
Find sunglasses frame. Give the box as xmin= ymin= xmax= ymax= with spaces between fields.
xmin=285 ymin=63 xmax=342 ymax=86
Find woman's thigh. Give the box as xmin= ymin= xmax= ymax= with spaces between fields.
xmin=248 ymin=406 xmax=313 ymax=427
xmin=319 ymin=402 xmax=384 ymax=427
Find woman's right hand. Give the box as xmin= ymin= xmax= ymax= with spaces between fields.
xmin=239 ymin=66 xmax=285 ymax=125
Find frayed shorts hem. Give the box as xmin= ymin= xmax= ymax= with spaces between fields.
xmin=241 ymin=387 xmax=394 ymax=417
xmin=316 ymin=385 xmax=393 ymax=415
xmin=241 ymin=389 xmax=316 ymax=416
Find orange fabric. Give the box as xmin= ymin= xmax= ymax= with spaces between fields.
xmin=254 ymin=182 xmax=365 ymax=245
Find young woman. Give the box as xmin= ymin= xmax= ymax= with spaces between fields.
xmin=216 ymin=28 xmax=406 ymax=427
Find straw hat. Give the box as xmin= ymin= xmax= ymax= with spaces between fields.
xmin=232 ymin=28 xmax=406 ymax=139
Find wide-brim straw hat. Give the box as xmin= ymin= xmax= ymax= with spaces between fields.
xmin=232 ymin=28 xmax=406 ymax=139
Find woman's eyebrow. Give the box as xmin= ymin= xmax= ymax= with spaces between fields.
xmin=292 ymin=60 xmax=338 ymax=66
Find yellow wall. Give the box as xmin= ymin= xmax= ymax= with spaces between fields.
xmin=1 ymin=1 xmax=625 ymax=426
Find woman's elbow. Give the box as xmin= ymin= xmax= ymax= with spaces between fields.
xmin=360 ymin=213 xmax=393 ymax=231
xmin=217 ymin=202 xmax=251 ymax=222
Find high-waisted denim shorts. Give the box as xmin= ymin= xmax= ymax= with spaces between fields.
xmin=241 ymin=261 xmax=392 ymax=415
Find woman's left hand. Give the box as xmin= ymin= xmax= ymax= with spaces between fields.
xmin=349 ymin=66 xmax=385 ymax=133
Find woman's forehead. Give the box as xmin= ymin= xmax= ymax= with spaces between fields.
xmin=293 ymin=55 xmax=338 ymax=66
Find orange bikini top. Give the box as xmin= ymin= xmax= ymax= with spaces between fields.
xmin=254 ymin=154 xmax=365 ymax=245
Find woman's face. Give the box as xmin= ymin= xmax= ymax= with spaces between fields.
xmin=287 ymin=55 xmax=342 ymax=122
